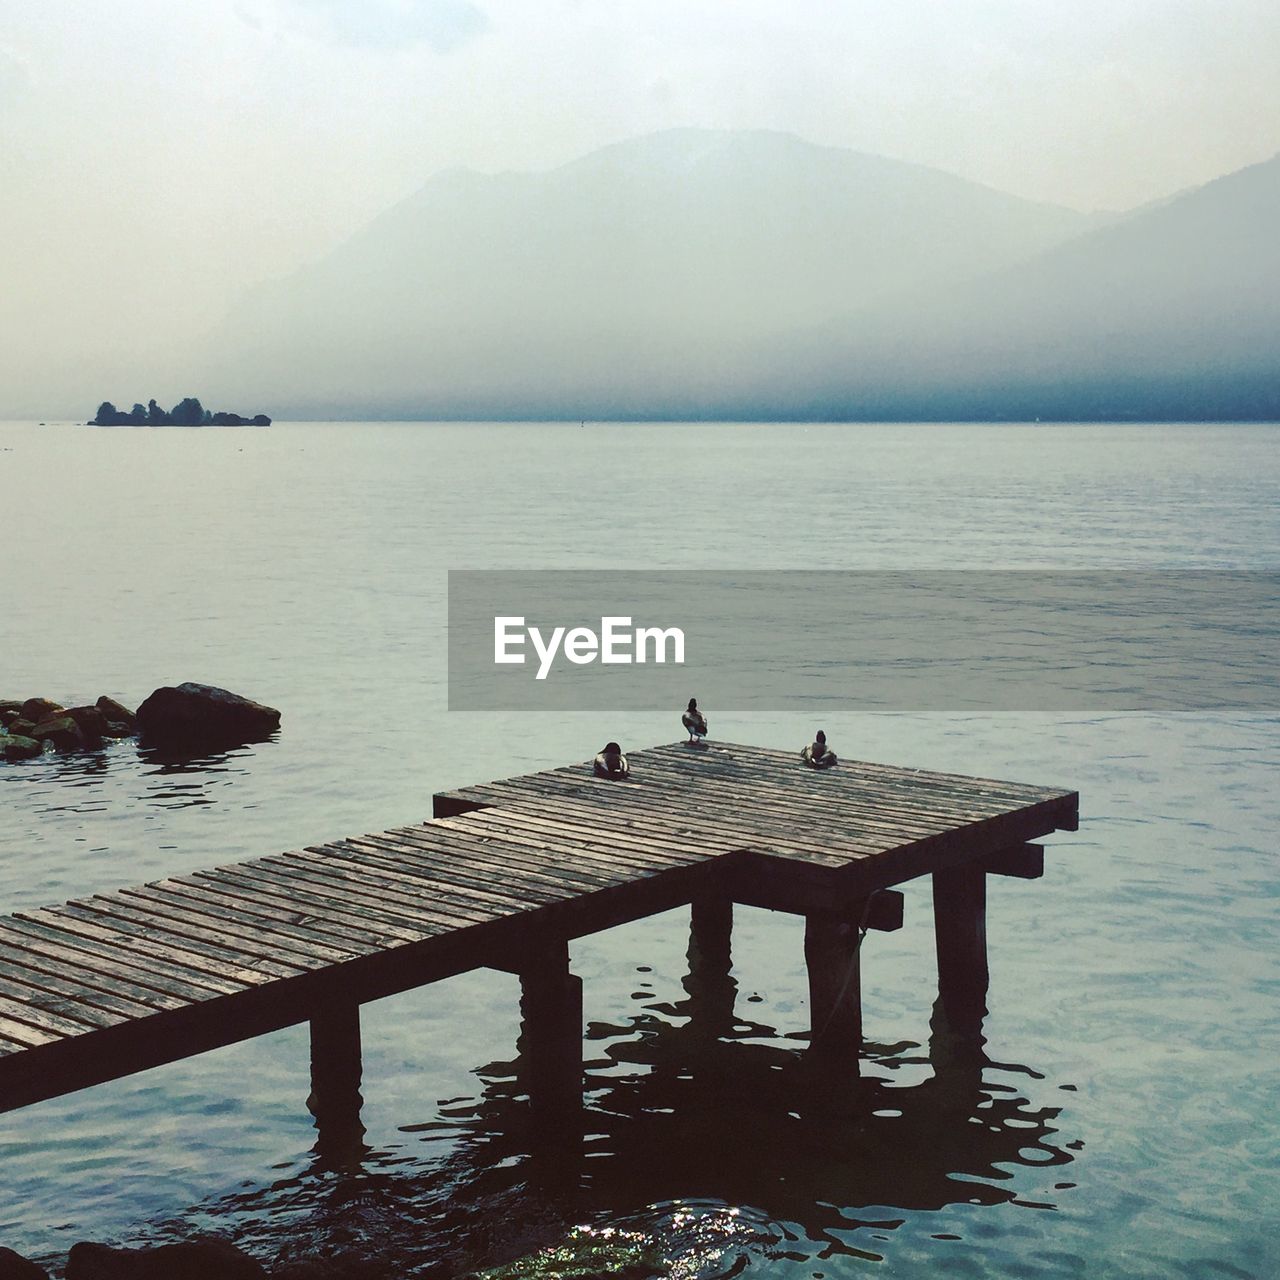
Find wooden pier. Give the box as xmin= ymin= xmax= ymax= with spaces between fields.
xmin=0 ymin=742 xmax=1077 ymax=1132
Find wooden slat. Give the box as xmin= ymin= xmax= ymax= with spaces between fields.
xmin=0 ymin=977 xmax=126 ymax=1032
xmin=6 ymin=912 xmax=251 ymax=996
xmin=64 ymin=898 xmax=310 ymax=980
xmin=0 ymin=944 xmax=170 ymax=1017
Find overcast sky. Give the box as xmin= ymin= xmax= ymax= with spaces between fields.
xmin=2 ymin=0 xmax=1278 ymax=414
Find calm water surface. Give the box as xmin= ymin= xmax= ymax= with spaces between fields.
xmin=0 ymin=421 xmax=1277 ymax=1278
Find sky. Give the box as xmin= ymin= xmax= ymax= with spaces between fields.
xmin=1 ymin=0 xmax=1278 ymax=415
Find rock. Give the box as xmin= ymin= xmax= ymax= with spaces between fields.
xmin=136 ymin=683 xmax=280 ymax=749
xmin=95 ymin=696 xmax=138 ymax=732
xmin=19 ymin=698 xmax=63 ymax=723
xmin=62 ymin=706 xmax=109 ymax=745
xmin=30 ymin=716 xmax=87 ymax=752
xmin=0 ymin=734 xmax=42 ymax=762
xmin=0 ymin=1245 xmax=49 ymax=1278
xmin=7 ymin=719 xmax=35 ymax=738
xmin=65 ymin=1238 xmax=267 ymax=1280
xmin=0 ymin=709 xmax=19 ymax=730
xmin=101 ymin=721 xmax=135 ymax=739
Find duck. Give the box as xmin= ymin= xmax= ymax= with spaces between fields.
xmin=681 ymin=698 xmax=709 ymax=743
xmin=594 ymin=741 xmax=630 ymax=779
xmin=801 ymin=729 xmax=837 ymax=769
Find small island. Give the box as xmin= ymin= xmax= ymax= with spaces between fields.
xmin=91 ymin=397 xmax=271 ymax=426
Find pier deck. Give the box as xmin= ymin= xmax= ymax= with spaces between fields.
xmin=0 ymin=741 xmax=1077 ymax=1117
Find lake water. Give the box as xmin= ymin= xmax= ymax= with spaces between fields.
xmin=1 ymin=420 xmax=1277 ymax=1278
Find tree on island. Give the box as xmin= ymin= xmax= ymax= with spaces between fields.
xmin=170 ymin=397 xmax=204 ymax=426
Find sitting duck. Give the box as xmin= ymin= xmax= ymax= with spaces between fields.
xmin=801 ymin=729 xmax=838 ymax=769
xmin=681 ymin=697 xmax=709 ymax=743
xmin=594 ymin=741 xmax=630 ymax=779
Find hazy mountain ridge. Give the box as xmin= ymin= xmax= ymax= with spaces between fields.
xmin=204 ymin=130 xmax=1278 ymax=420
xmin=758 ymin=151 xmax=1280 ymax=420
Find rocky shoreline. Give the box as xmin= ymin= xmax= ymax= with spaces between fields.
xmin=0 ymin=684 xmax=281 ymax=761
xmin=0 ymin=696 xmax=138 ymax=760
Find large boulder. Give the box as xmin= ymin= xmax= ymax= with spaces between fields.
xmin=7 ymin=718 xmax=35 ymax=738
xmin=62 ymin=706 xmax=108 ymax=745
xmin=0 ymin=701 xmax=22 ymax=728
xmin=95 ymin=696 xmax=139 ymax=734
xmin=30 ymin=716 xmax=86 ymax=752
xmin=65 ymin=1239 xmax=266 ymax=1279
xmin=136 ymin=683 xmax=280 ymax=749
xmin=0 ymin=1245 xmax=48 ymax=1278
xmin=0 ymin=734 xmax=42 ymax=761
xmin=19 ymin=698 xmax=63 ymax=723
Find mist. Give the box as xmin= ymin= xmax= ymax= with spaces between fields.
xmin=2 ymin=1 xmax=1278 ymax=420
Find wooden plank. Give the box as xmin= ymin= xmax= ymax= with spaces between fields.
xmin=0 ymin=992 xmax=96 ymax=1039
xmin=8 ymin=912 xmax=252 ymax=996
xmin=315 ymin=840 xmax=593 ymax=911
xmin=310 ymin=842 xmax=572 ymax=910
xmin=141 ymin=880 xmax=373 ymax=956
xmin=201 ymin=858 xmax=468 ymax=936
xmin=0 ymin=946 xmax=168 ymax=1018
xmin=65 ymin=897 xmax=312 ymax=980
xmin=0 ymin=1013 xmax=61 ymax=1049
xmin=708 ymin=741 xmax=1073 ymax=804
xmin=376 ymin=828 xmax=621 ymax=893
xmin=119 ymin=885 xmax=361 ymax=966
xmin=459 ymin=784 xmax=886 ymax=865
xmin=433 ymin=790 xmax=789 ymax=863
xmin=633 ymin=751 xmax=1022 ymax=831
xmin=262 ymin=852 xmax=517 ymax=925
xmin=382 ymin=820 xmax=679 ymax=882
xmin=192 ymin=865 xmax=453 ymax=942
xmin=0 ymin=920 xmax=230 ymax=1006
xmin=184 ymin=868 xmax=414 ymax=949
xmin=0 ymin=977 xmax=126 ymax=1032
xmin=415 ymin=813 xmax=696 ymax=874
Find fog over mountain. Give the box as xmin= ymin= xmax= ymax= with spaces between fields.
xmin=760 ymin=151 xmax=1280 ymax=420
xmin=203 ymin=129 xmax=1278 ymax=421
xmin=205 ymin=130 xmax=1101 ymax=418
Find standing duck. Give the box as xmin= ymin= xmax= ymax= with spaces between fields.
xmin=681 ymin=698 xmax=709 ymax=743
xmin=594 ymin=741 xmax=630 ymax=779
xmin=801 ymin=729 xmax=837 ymax=769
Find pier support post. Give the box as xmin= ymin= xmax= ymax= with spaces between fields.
xmin=931 ymin=861 xmax=989 ymax=1059
xmin=685 ymin=897 xmax=736 ymax=1040
xmin=803 ymin=910 xmax=863 ymax=1062
xmin=519 ymin=937 xmax=583 ymax=1128
xmin=689 ymin=897 xmax=733 ymax=976
xmin=307 ymin=1000 xmax=365 ymax=1160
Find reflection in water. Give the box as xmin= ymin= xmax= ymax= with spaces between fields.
xmin=146 ymin=925 xmax=1078 ymax=1278
xmin=0 ymin=737 xmax=259 ymax=813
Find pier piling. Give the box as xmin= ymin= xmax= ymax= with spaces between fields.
xmin=804 ymin=909 xmax=865 ymax=1061
xmin=307 ymin=1000 xmax=365 ymax=1157
xmin=931 ymin=862 xmax=990 ymax=1049
xmin=519 ymin=937 xmax=583 ymax=1126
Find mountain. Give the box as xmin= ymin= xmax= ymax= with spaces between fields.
xmin=204 ymin=129 xmax=1101 ymax=418
xmin=756 ymin=151 xmax=1280 ymax=420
